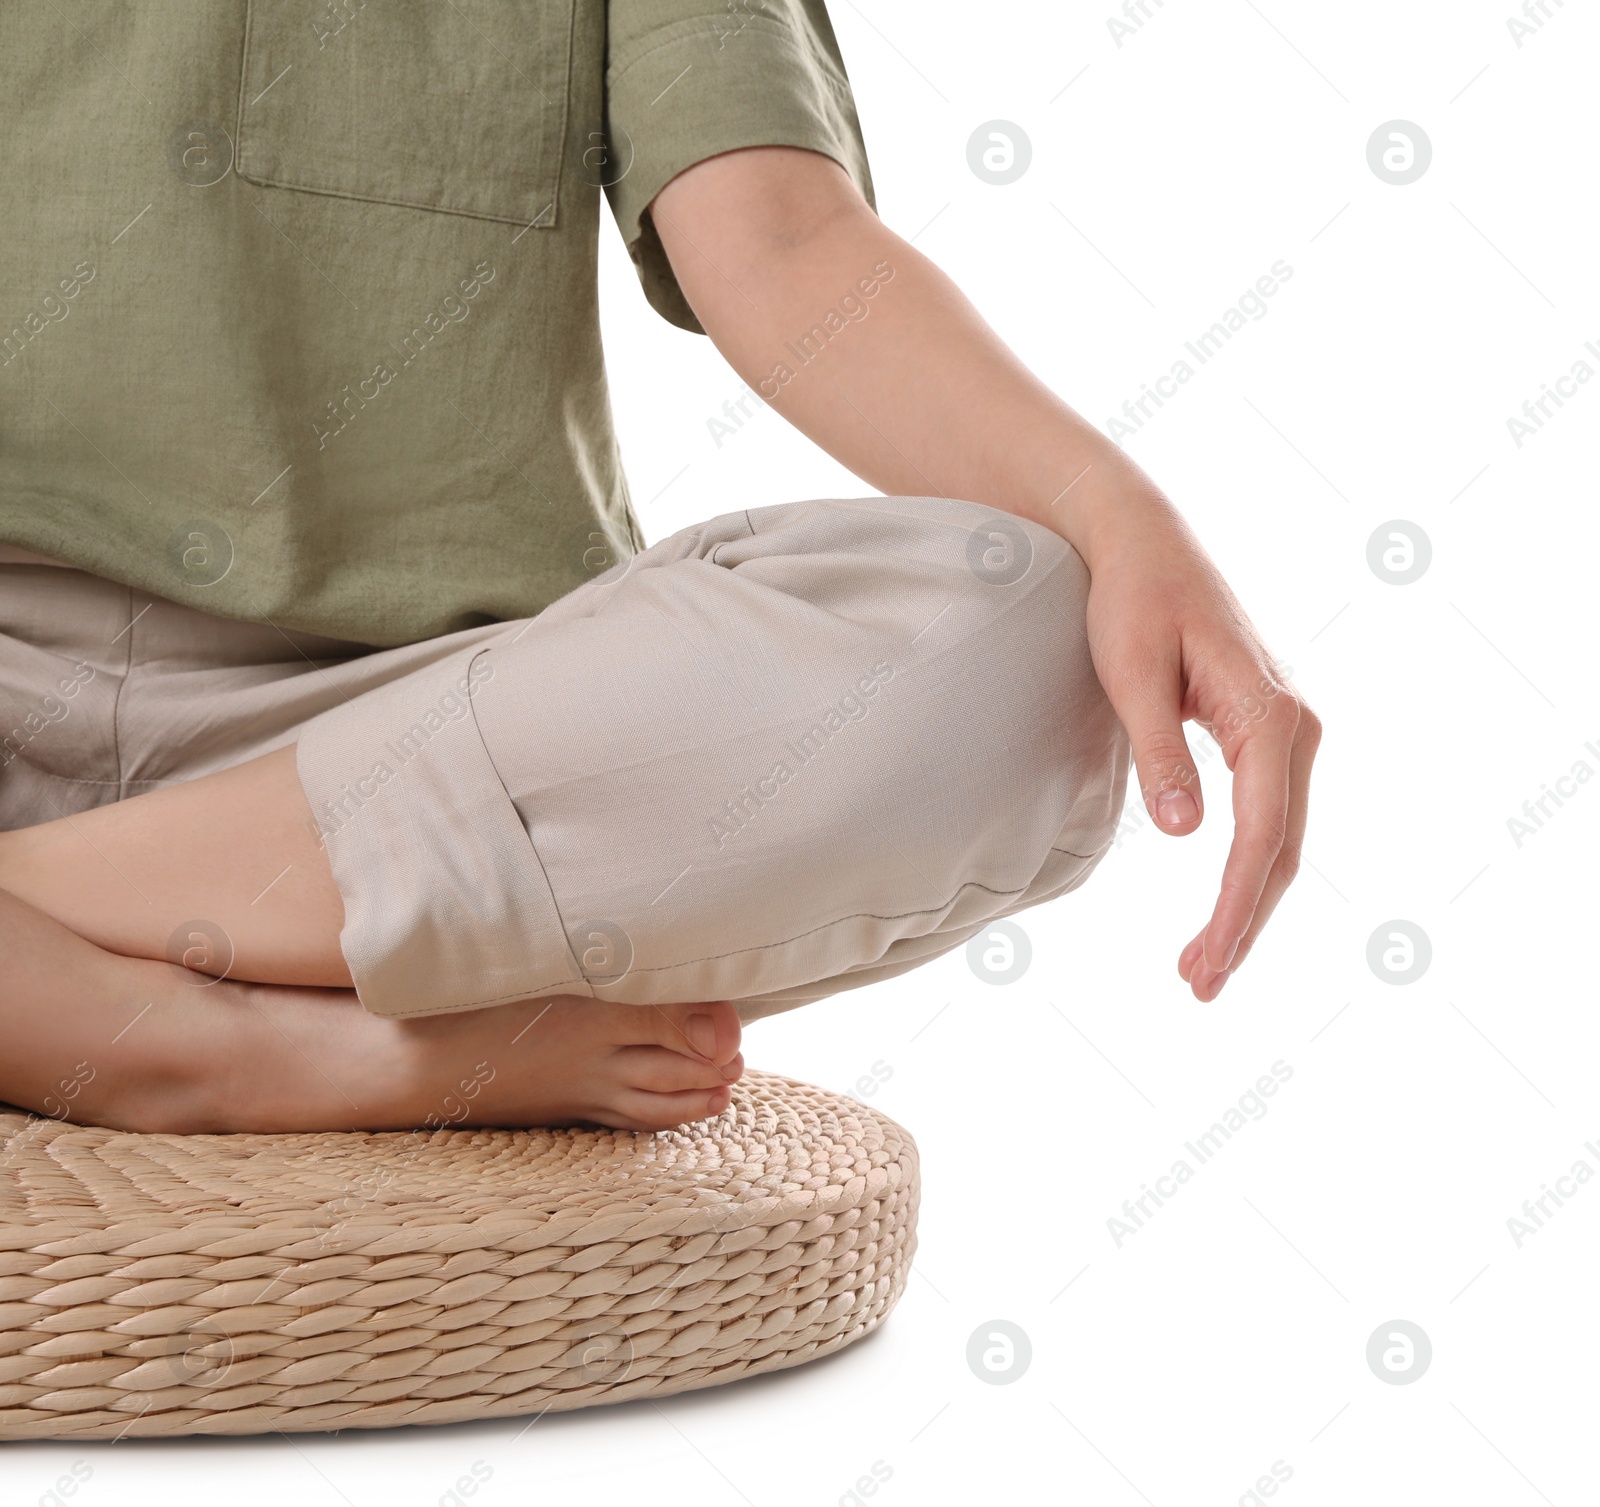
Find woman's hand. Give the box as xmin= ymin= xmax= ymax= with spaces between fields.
xmin=1079 ymin=489 xmax=1321 ymax=1000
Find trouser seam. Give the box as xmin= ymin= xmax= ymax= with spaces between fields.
xmin=576 ymin=870 xmax=1085 ymax=985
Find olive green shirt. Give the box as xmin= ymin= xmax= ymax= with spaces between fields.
xmin=0 ymin=1 xmax=874 ymax=646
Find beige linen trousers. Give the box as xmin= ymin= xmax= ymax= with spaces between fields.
xmin=0 ymin=495 xmax=1131 ymax=1025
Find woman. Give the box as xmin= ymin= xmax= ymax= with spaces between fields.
xmin=0 ymin=1 xmax=1318 ymax=1134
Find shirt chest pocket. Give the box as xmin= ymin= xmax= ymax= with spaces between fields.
xmin=235 ymin=0 xmax=575 ymax=227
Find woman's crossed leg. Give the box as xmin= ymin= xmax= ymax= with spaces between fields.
xmin=0 ymin=750 xmax=746 ymax=1135
xmin=0 ymin=494 xmax=1127 ymax=1135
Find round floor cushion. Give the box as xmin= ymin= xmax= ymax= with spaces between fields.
xmin=0 ymin=1071 xmax=918 ymax=1439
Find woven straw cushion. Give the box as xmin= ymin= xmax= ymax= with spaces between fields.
xmin=0 ymin=1070 xmax=918 ymax=1439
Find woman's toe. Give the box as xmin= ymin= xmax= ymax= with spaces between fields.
xmin=606 ymin=1083 xmax=734 ymax=1132
xmin=639 ymin=1001 xmax=743 ymax=1065
xmin=615 ymin=1045 xmax=743 ymax=1095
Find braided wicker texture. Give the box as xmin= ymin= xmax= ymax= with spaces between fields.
xmin=0 ymin=1070 xmax=918 ymax=1439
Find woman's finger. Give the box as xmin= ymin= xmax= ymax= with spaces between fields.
xmin=1210 ymin=699 xmax=1322 ymax=978
xmin=1095 ymin=638 xmax=1206 ymax=837
xmin=1194 ymin=683 xmax=1299 ymax=980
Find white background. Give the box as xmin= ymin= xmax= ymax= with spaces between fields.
xmin=10 ymin=0 xmax=1600 ymax=1502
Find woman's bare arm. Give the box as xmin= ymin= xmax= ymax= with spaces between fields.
xmin=649 ymin=146 xmax=1321 ymax=1000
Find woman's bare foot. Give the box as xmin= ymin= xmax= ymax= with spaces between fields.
xmin=0 ymin=881 xmax=745 ymax=1135
xmin=182 ymin=981 xmax=748 ymax=1135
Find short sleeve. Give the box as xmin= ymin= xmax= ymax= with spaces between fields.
xmin=603 ymin=0 xmax=876 ymax=334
